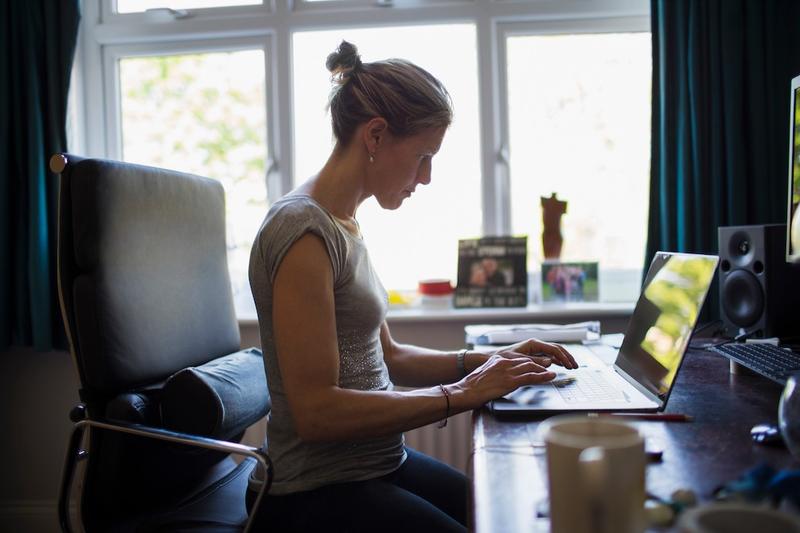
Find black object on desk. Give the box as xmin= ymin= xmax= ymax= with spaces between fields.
xmin=751 ymin=424 xmax=786 ymax=446
xmin=710 ymin=342 xmax=800 ymax=384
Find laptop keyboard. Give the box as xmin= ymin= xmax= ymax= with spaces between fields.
xmin=710 ymin=343 xmax=800 ymax=384
xmin=552 ymin=368 xmax=627 ymax=404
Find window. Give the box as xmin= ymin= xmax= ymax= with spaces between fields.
xmin=293 ymin=24 xmax=481 ymax=289
xmin=505 ymin=30 xmax=652 ymax=301
xmin=78 ymin=0 xmax=650 ymax=317
xmin=111 ymin=44 xmax=269 ymax=313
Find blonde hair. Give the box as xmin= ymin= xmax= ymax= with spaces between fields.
xmin=326 ymin=41 xmax=453 ymax=146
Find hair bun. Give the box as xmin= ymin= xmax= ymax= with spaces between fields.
xmin=326 ymin=41 xmax=362 ymax=80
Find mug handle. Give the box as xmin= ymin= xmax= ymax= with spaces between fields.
xmin=579 ymin=446 xmax=608 ymax=529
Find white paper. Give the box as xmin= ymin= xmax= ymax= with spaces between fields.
xmin=465 ymin=321 xmax=601 ymax=345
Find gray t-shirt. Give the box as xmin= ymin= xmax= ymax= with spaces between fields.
xmin=248 ymin=194 xmax=406 ymax=494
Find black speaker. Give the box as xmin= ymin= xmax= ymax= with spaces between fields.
xmin=718 ymin=224 xmax=800 ymax=339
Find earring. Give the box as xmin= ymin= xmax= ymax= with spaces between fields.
xmin=369 ymin=153 xmax=375 ymax=163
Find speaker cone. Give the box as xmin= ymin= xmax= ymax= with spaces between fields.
xmin=727 ymin=230 xmax=756 ymax=268
xmin=721 ymin=269 xmax=765 ymax=327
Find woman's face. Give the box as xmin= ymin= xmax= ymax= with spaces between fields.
xmin=369 ymin=126 xmax=446 ymax=210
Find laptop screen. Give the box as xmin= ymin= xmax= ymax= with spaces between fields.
xmin=615 ymin=252 xmax=718 ymax=401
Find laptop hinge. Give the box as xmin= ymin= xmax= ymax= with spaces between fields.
xmin=613 ymin=364 xmax=663 ymax=409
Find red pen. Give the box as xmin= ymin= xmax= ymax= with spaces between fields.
xmin=589 ymin=412 xmax=693 ymax=422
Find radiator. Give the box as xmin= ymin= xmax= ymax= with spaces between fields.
xmin=403 ymin=411 xmax=472 ymax=474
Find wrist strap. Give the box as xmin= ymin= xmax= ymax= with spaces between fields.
xmin=437 ymin=384 xmax=451 ymax=428
xmin=457 ymin=348 xmax=469 ymax=377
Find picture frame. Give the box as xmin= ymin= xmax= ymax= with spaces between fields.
xmin=540 ymin=261 xmax=599 ymax=303
xmin=454 ymin=236 xmax=528 ymax=308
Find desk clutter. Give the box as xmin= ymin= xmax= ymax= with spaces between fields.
xmin=471 ymin=343 xmax=800 ymax=533
xmin=536 ymin=415 xmax=800 ymax=532
xmin=643 ymin=464 xmax=800 ymax=531
xmin=673 ymin=464 xmax=800 ymax=532
xmin=463 ymin=246 xmax=800 ymax=531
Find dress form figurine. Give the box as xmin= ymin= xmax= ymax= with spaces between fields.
xmin=541 ymin=193 xmax=567 ymax=260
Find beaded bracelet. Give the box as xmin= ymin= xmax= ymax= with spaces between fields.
xmin=438 ymin=384 xmax=451 ymax=428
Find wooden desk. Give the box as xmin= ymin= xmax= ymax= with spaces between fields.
xmin=471 ymin=349 xmax=798 ymax=533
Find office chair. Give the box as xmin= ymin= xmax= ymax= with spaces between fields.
xmin=51 ymin=153 xmax=272 ymax=532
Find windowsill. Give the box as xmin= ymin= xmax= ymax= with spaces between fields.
xmin=385 ymin=301 xmax=635 ymax=323
xmin=237 ymin=301 xmax=635 ymax=326
xmin=236 ymin=268 xmax=642 ymax=327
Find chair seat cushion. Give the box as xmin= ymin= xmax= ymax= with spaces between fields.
xmin=161 ymin=348 xmax=270 ymax=440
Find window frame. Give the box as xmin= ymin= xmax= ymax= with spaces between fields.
xmin=493 ymin=15 xmax=651 ymax=235
xmin=290 ymin=0 xmax=474 ymax=14
xmin=101 ymin=0 xmax=273 ymax=24
xmin=102 ymin=37 xmax=275 ymax=167
xmin=75 ymin=0 xmax=651 ymax=306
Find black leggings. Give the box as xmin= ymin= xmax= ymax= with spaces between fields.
xmin=246 ymin=447 xmax=468 ymax=532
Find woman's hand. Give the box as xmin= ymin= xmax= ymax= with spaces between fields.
xmin=453 ymin=354 xmax=557 ymax=407
xmin=444 ymin=339 xmax=578 ymax=410
xmin=492 ymin=338 xmax=578 ymax=370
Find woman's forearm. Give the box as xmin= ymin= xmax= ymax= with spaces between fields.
xmin=292 ymin=350 xmax=556 ymax=442
xmin=384 ymin=342 xmax=489 ymax=387
xmin=290 ymin=383 xmax=471 ymax=442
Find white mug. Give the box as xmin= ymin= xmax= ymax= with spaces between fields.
xmin=678 ymin=503 xmax=800 ymax=533
xmin=540 ymin=415 xmax=646 ymax=533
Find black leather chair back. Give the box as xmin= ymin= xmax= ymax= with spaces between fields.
xmin=56 ymin=155 xmax=249 ymax=530
xmin=58 ymin=155 xmax=241 ymax=398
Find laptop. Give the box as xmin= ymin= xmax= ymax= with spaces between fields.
xmin=489 ymin=251 xmax=719 ymax=416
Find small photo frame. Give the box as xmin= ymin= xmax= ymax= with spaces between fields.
xmin=455 ymin=236 xmax=528 ymax=308
xmin=541 ymin=261 xmax=599 ymax=303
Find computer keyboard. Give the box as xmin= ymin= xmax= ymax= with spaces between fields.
xmin=709 ymin=343 xmax=800 ymax=384
xmin=551 ymin=368 xmax=626 ymax=404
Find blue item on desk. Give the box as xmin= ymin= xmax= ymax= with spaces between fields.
xmin=714 ymin=464 xmax=800 ymax=508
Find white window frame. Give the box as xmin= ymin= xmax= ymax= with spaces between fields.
xmin=291 ymin=0 xmax=473 ymax=14
xmin=493 ymin=15 xmax=651 ymax=234
xmin=103 ymin=37 xmax=274 ymax=164
xmin=101 ymin=0 xmax=272 ymax=24
xmin=74 ymin=0 xmax=650 ymax=298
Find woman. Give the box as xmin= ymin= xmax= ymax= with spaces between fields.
xmin=247 ymin=41 xmax=577 ymax=532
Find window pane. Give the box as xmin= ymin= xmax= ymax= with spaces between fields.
xmin=293 ymin=25 xmax=482 ymax=290
xmin=506 ymin=32 xmax=651 ymax=301
xmin=116 ymin=0 xmax=261 ymax=13
xmin=119 ymin=49 xmax=267 ymax=314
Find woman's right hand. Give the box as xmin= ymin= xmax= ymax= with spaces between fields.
xmin=453 ymin=354 xmax=556 ymax=407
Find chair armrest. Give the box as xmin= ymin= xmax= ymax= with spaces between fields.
xmin=60 ymin=412 xmax=272 ymax=533
xmin=79 ymin=417 xmax=269 ymax=462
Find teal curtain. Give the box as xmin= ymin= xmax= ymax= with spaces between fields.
xmin=647 ymin=0 xmax=800 ymax=318
xmin=0 ymin=1 xmax=81 ymax=350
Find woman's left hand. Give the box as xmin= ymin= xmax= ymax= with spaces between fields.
xmin=492 ymin=338 xmax=578 ymax=369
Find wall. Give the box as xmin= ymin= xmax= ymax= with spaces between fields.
xmin=0 ymin=348 xmax=79 ymax=533
xmin=0 ymin=312 xmax=629 ymax=532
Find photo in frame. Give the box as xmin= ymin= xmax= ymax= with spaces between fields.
xmin=455 ymin=236 xmax=528 ymax=308
xmin=540 ymin=261 xmax=599 ymax=302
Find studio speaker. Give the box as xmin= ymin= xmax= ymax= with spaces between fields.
xmin=718 ymin=224 xmax=800 ymax=339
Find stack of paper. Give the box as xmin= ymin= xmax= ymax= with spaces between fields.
xmin=465 ymin=321 xmax=601 ymax=345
